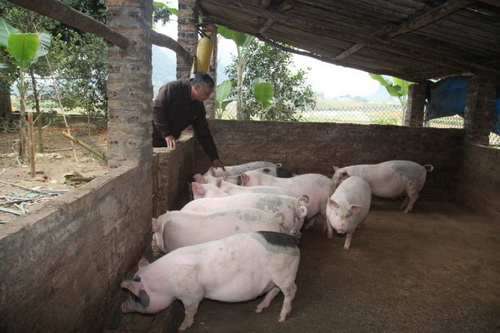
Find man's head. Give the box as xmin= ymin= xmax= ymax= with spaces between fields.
xmin=190 ymin=73 xmax=215 ymax=101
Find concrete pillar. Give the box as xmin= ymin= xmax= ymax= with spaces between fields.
xmin=464 ymin=73 xmax=498 ymax=145
xmin=404 ymin=83 xmax=426 ymax=127
xmin=106 ymin=0 xmax=153 ymax=169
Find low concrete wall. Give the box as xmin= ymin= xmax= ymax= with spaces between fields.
xmin=0 ymin=162 xmax=153 ymax=332
xmin=153 ymin=135 xmax=197 ymax=217
xmin=205 ymin=120 xmax=465 ymax=201
xmin=458 ymin=144 xmax=500 ymax=221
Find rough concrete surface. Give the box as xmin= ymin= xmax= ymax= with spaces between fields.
xmin=113 ymin=199 xmax=500 ymax=333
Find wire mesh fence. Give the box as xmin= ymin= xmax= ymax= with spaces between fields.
xmin=218 ymin=104 xmax=500 ymax=147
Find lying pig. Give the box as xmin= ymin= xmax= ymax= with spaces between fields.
xmin=332 ymin=160 xmax=434 ymax=213
xmin=152 ymin=208 xmax=288 ymax=253
xmin=121 ymin=231 xmax=300 ymax=330
xmin=326 ymin=176 xmax=371 ymax=250
xmin=228 ymin=171 xmax=336 ymax=227
xmin=204 ymin=161 xmax=276 ymax=177
xmin=181 ymin=193 xmax=309 ymax=234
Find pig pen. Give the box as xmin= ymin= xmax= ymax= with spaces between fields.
xmin=111 ymin=121 xmax=499 ymax=332
xmin=113 ymin=199 xmax=500 ymax=333
xmin=1 ymin=121 xmax=499 ymax=332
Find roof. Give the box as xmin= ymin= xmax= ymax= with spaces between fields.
xmin=196 ymin=0 xmax=500 ymax=83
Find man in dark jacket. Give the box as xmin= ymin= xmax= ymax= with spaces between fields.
xmin=152 ymin=73 xmax=225 ymax=170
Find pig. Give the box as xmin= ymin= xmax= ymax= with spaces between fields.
xmin=181 ymin=193 xmax=309 ymax=234
xmin=151 ymin=208 xmax=289 ymax=253
xmin=191 ymin=181 xmax=229 ymax=199
xmin=215 ymin=178 xmax=299 ymax=197
xmin=121 ymin=231 xmax=300 ymax=330
xmin=192 ymin=180 xmax=298 ymax=199
xmin=228 ymin=171 xmax=336 ymax=227
xmin=326 ymin=176 xmax=372 ymax=250
xmin=204 ymin=161 xmax=277 ymax=177
xmin=251 ymin=166 xmax=294 ymax=178
xmin=332 ymin=160 xmax=434 ymax=213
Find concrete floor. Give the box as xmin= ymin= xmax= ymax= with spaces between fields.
xmin=111 ymin=199 xmax=500 ymax=333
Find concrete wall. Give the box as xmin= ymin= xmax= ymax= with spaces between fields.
xmin=0 ymin=163 xmax=153 ymax=332
xmin=202 ymin=120 xmax=465 ymax=201
xmin=458 ymin=144 xmax=500 ymax=221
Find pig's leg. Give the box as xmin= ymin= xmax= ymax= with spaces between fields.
xmin=344 ymin=231 xmax=354 ymax=250
xmin=326 ymin=222 xmax=334 ymax=239
xmin=403 ymin=184 xmax=419 ymax=213
xmin=278 ymin=282 xmax=297 ymax=322
xmin=178 ymin=299 xmax=202 ymax=330
xmin=255 ymin=286 xmax=280 ymax=313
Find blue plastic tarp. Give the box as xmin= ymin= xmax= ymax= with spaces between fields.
xmin=425 ymin=76 xmax=500 ymax=135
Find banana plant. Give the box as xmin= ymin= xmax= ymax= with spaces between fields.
xmin=217 ymin=25 xmax=254 ymax=120
xmin=0 ymin=17 xmax=51 ymax=175
xmin=369 ymin=73 xmax=412 ymax=115
xmin=215 ymin=79 xmax=234 ymax=119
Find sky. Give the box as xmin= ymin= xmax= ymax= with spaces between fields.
xmin=155 ymin=1 xmax=380 ymax=99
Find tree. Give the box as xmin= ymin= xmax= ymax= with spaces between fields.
xmin=217 ymin=26 xmax=255 ymax=120
xmin=0 ymin=17 xmax=50 ymax=176
xmin=369 ymin=74 xmax=413 ymax=122
xmin=225 ymin=39 xmax=316 ymax=121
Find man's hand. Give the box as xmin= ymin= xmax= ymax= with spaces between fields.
xmin=212 ymin=159 xmax=225 ymax=171
xmin=165 ymin=135 xmax=176 ymax=149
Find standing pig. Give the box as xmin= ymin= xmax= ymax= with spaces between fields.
xmin=332 ymin=160 xmax=433 ymax=213
xmin=229 ymin=171 xmax=336 ymax=227
xmin=121 ymin=231 xmax=300 ymax=330
xmin=181 ymin=193 xmax=309 ymax=234
xmin=326 ymin=176 xmax=371 ymax=250
xmin=151 ymin=208 xmax=289 ymax=253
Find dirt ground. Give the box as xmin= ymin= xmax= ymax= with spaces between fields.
xmin=0 ymin=125 xmax=108 ymax=224
xmin=113 ymin=199 xmax=500 ymax=333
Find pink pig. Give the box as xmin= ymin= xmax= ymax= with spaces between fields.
xmin=332 ymin=160 xmax=433 ymax=213
xmin=121 ymin=231 xmax=300 ymax=330
xmin=151 ymin=208 xmax=288 ymax=253
xmin=233 ymin=171 xmax=336 ymax=227
xmin=326 ymin=176 xmax=372 ymax=250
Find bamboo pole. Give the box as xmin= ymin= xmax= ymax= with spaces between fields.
xmin=27 ymin=111 xmax=36 ymax=177
xmin=62 ymin=132 xmax=107 ymax=162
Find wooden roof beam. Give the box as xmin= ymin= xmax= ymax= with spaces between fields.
xmin=336 ymin=0 xmax=475 ymax=61
xmin=9 ymin=0 xmax=130 ymax=49
xmin=204 ymin=0 xmax=479 ymax=73
xmin=258 ymin=0 xmax=294 ymax=34
xmin=384 ymin=0 xmax=476 ymax=38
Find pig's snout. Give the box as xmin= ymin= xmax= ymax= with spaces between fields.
xmin=336 ymin=224 xmax=346 ymax=234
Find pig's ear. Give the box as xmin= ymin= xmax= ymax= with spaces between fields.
xmin=299 ymin=206 xmax=308 ymax=219
xmin=208 ymin=167 xmax=215 ymax=176
xmin=274 ymin=212 xmax=285 ymax=223
xmin=138 ymin=257 xmax=150 ymax=269
xmin=121 ymin=280 xmax=141 ymax=296
xmin=215 ymin=177 xmax=222 ymax=187
xmin=298 ymin=195 xmax=309 ymax=206
xmin=193 ymin=173 xmax=207 ymax=184
xmin=152 ymin=218 xmax=161 ymax=233
xmin=350 ymin=204 xmax=362 ymax=214
xmin=191 ymin=182 xmax=204 ymax=197
xmin=333 ymin=165 xmax=339 ymax=172
xmin=240 ymin=172 xmax=250 ymax=185
xmin=328 ymin=198 xmax=339 ymax=209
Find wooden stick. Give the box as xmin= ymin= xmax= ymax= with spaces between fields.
xmin=62 ymin=132 xmax=107 ymax=162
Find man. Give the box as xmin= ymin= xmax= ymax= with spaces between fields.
xmin=152 ymin=73 xmax=225 ymax=170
